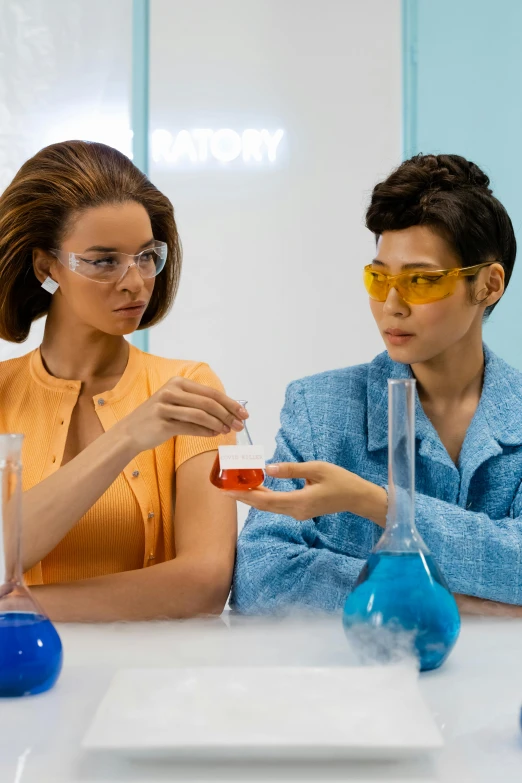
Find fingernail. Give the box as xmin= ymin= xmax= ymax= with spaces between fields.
xmin=231 ymin=419 xmax=244 ymax=432
xmin=266 ymin=464 xmax=280 ymax=475
xmin=238 ymin=406 xmax=249 ymax=418
xmin=222 ymin=425 xmax=231 ymax=434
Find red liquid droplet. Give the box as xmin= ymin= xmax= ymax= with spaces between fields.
xmin=209 ymin=454 xmax=264 ymax=490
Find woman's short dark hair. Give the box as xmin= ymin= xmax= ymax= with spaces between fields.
xmin=365 ymin=153 xmax=516 ymax=316
xmin=0 ymin=140 xmax=182 ymax=342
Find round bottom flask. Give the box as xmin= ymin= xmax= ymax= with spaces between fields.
xmin=0 ymin=434 xmax=62 ymax=697
xmin=343 ymin=380 xmax=460 ymax=672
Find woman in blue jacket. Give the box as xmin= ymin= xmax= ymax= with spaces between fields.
xmin=229 ymin=153 xmax=522 ymax=616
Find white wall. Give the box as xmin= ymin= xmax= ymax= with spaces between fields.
xmin=0 ymin=0 xmax=132 ymax=360
xmin=148 ymin=0 xmax=402 ymax=459
xmin=0 ymin=0 xmax=403 ymax=469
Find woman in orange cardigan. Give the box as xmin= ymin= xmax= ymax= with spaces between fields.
xmin=0 ymin=140 xmax=246 ymax=622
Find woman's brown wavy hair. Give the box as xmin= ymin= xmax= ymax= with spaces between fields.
xmin=366 ymin=154 xmax=516 ymax=316
xmin=0 ymin=140 xmax=182 ymax=342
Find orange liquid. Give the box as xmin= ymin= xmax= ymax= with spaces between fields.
xmin=209 ymin=454 xmax=264 ymax=490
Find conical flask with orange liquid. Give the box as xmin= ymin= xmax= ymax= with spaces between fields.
xmin=210 ymin=401 xmax=265 ymax=490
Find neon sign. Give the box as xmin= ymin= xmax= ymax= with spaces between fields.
xmin=151 ymin=128 xmax=284 ymax=165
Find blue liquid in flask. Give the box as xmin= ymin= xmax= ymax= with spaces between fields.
xmin=0 ymin=612 xmax=63 ymax=697
xmin=343 ymin=551 xmax=460 ymax=671
xmin=342 ymin=379 xmax=460 ymax=672
xmin=0 ymin=434 xmax=63 ymax=697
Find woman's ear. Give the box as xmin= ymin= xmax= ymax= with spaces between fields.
xmin=481 ymin=262 xmax=505 ymax=307
xmin=33 ymin=248 xmax=58 ymax=285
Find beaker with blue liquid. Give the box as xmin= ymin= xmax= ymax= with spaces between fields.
xmin=0 ymin=434 xmax=62 ymax=697
xmin=343 ymin=379 xmax=461 ymax=671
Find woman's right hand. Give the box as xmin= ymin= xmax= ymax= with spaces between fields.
xmin=116 ymin=377 xmax=247 ymax=454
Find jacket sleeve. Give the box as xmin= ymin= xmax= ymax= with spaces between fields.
xmin=414 ymin=489 xmax=522 ymax=604
xmin=231 ymin=381 xmax=365 ymax=614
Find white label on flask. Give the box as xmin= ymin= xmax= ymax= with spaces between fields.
xmin=218 ymin=445 xmax=266 ymax=470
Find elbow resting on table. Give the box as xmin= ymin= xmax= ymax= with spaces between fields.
xmin=173 ymin=558 xmax=233 ymax=618
xmin=231 ymin=552 xmax=296 ymax=616
xmin=195 ymin=576 xmax=231 ymax=616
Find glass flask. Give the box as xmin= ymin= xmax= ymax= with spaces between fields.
xmin=210 ymin=401 xmax=265 ymax=490
xmin=343 ymin=379 xmax=461 ymax=672
xmin=0 ymin=434 xmax=63 ymax=697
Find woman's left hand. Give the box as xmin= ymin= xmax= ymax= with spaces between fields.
xmin=223 ymin=461 xmax=388 ymax=525
xmin=454 ymin=593 xmax=522 ymax=617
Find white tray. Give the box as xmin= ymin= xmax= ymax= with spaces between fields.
xmin=82 ymin=666 xmax=443 ymax=761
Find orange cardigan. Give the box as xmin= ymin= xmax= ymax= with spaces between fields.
xmin=0 ymin=345 xmax=233 ymax=585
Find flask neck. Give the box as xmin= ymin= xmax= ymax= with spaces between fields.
xmin=236 ymin=422 xmax=253 ymax=447
xmin=0 ymin=435 xmax=24 ymax=587
xmin=379 ymin=482 xmax=427 ymax=552
xmin=235 ymin=400 xmax=253 ymax=447
xmin=376 ymin=380 xmax=428 ymax=554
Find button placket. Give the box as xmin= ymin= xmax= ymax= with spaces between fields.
xmin=146 ymin=510 xmax=157 ymax=565
xmin=145 ymin=498 xmax=157 ymax=564
xmin=124 ymin=462 xmax=158 ymax=567
xmin=48 ymin=390 xmax=79 ymax=476
xmin=97 ymin=400 xmax=159 ymax=569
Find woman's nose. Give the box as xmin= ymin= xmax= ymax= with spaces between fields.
xmin=117 ymin=262 xmax=145 ymax=292
xmin=382 ymin=285 xmax=410 ymax=316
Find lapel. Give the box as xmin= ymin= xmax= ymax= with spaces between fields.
xmin=457 ymin=345 xmax=522 ymax=502
xmin=366 ymin=350 xmax=407 ymax=453
xmin=367 ymin=351 xmax=456 ymax=473
xmin=366 ymin=346 xmax=522 ymax=500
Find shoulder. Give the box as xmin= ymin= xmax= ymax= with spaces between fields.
xmin=275 ymin=358 xmax=387 ymax=461
xmin=485 ymin=346 xmax=522 ymax=388
xmin=134 ymin=348 xmax=226 ymax=392
xmin=482 ymin=346 xmax=522 ymax=440
xmin=286 ymin=357 xmax=379 ymax=411
xmin=0 ymin=351 xmax=33 ymax=389
xmin=0 ymin=353 xmax=35 ymax=431
xmin=280 ymin=359 xmax=378 ymax=448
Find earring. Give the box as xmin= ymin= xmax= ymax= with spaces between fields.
xmin=476 ymin=287 xmax=490 ymax=305
xmin=41 ymin=276 xmax=59 ymax=295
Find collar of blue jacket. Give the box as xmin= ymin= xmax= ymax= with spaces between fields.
xmin=368 ymin=343 xmax=522 ymax=454
xmin=367 ymin=345 xmax=522 ymax=510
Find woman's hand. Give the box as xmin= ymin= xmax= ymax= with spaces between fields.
xmin=224 ymin=461 xmax=388 ymax=525
xmin=454 ymin=593 xmax=522 ymax=617
xmin=117 ymin=378 xmax=248 ymax=454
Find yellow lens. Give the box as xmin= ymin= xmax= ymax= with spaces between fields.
xmin=363 ymin=267 xmax=389 ymax=301
xmin=397 ymin=272 xmax=458 ymax=305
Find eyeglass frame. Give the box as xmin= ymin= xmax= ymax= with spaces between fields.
xmin=363 ymin=261 xmax=495 ymax=304
xmin=48 ymin=241 xmax=168 ymax=285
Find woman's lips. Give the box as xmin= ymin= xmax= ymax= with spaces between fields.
xmin=384 ymin=329 xmax=414 ymax=346
xmin=114 ymin=303 xmax=147 ymax=318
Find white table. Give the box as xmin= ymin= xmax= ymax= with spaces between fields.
xmin=0 ymin=615 xmax=521 ymax=783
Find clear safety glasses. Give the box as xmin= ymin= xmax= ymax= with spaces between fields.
xmin=50 ymin=241 xmax=168 ymax=284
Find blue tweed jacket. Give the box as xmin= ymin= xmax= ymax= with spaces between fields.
xmin=231 ymin=346 xmax=522 ymax=613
